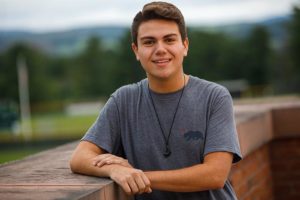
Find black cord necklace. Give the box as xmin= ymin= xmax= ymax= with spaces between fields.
xmin=148 ymin=75 xmax=186 ymax=157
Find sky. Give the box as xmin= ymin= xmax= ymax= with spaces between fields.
xmin=0 ymin=0 xmax=299 ymax=32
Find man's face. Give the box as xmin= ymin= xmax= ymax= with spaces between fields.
xmin=132 ymin=19 xmax=188 ymax=81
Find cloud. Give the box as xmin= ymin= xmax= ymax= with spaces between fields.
xmin=181 ymin=0 xmax=297 ymax=25
xmin=0 ymin=0 xmax=298 ymax=32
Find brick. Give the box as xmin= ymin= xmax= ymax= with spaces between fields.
xmin=272 ymin=107 xmax=300 ymax=138
xmin=234 ymin=182 xmax=249 ymax=199
xmin=230 ymin=168 xmax=244 ymax=187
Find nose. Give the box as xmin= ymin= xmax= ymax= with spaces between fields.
xmin=154 ymin=41 xmax=167 ymax=56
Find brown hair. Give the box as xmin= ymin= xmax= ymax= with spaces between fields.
xmin=131 ymin=1 xmax=187 ymax=46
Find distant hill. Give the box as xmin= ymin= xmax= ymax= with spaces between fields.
xmin=194 ymin=15 xmax=291 ymax=49
xmin=0 ymin=26 xmax=128 ymax=56
xmin=0 ymin=15 xmax=291 ymax=56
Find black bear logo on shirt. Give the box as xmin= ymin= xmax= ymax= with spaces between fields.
xmin=184 ymin=131 xmax=204 ymax=141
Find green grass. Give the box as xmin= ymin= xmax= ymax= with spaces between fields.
xmin=31 ymin=113 xmax=98 ymax=139
xmin=0 ymin=113 xmax=98 ymax=142
xmin=0 ymin=112 xmax=98 ymax=164
xmin=0 ymin=147 xmax=47 ymax=164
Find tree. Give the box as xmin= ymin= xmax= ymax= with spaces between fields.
xmin=244 ymin=26 xmax=271 ymax=86
xmin=288 ymin=6 xmax=300 ymax=92
xmin=289 ymin=6 xmax=300 ymax=73
xmin=184 ymin=30 xmax=246 ymax=82
xmin=73 ymin=37 xmax=107 ymax=98
xmin=0 ymin=46 xmax=19 ymax=102
xmin=0 ymin=43 xmax=54 ymax=103
xmin=114 ymin=31 xmax=145 ymax=86
xmin=272 ymin=6 xmax=300 ymax=94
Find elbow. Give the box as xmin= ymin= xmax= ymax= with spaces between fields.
xmin=69 ymin=158 xmax=76 ymax=173
xmin=69 ymin=155 xmax=80 ymax=174
xmin=214 ymin=179 xmax=226 ymax=190
xmin=211 ymin=174 xmax=227 ymax=189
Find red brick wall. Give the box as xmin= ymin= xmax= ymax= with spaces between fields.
xmin=230 ymin=144 xmax=274 ymax=200
xmin=231 ymin=102 xmax=300 ymax=200
xmin=270 ymin=138 xmax=300 ymax=200
xmin=229 ymin=138 xmax=300 ymax=200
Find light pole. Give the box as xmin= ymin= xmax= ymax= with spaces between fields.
xmin=17 ymin=54 xmax=32 ymax=140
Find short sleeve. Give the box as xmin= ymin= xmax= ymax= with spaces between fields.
xmin=204 ymin=89 xmax=242 ymax=163
xmin=81 ymin=96 xmax=122 ymax=155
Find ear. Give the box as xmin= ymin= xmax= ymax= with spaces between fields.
xmin=131 ymin=43 xmax=140 ymax=61
xmin=183 ymin=37 xmax=189 ymax=57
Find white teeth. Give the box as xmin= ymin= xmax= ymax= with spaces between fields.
xmin=154 ymin=59 xmax=169 ymax=63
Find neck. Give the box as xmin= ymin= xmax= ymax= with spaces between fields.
xmin=148 ymin=73 xmax=188 ymax=93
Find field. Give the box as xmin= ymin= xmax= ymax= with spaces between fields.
xmin=0 ymin=113 xmax=98 ymax=164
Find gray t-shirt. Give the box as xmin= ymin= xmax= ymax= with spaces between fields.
xmin=82 ymin=75 xmax=242 ymax=200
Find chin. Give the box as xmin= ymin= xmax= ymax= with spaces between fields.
xmin=156 ymin=75 xmax=175 ymax=82
xmin=147 ymin=68 xmax=180 ymax=80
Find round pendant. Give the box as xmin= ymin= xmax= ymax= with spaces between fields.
xmin=163 ymin=148 xmax=171 ymax=157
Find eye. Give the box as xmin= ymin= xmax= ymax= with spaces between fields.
xmin=165 ymin=37 xmax=176 ymax=44
xmin=143 ymin=40 xmax=155 ymax=46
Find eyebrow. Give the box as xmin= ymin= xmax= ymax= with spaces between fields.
xmin=140 ymin=33 xmax=178 ymax=41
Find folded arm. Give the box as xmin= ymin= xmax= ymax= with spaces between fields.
xmin=94 ymin=151 xmax=233 ymax=192
xmin=69 ymin=141 xmax=151 ymax=195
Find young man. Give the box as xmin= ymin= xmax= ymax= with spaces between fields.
xmin=70 ymin=2 xmax=242 ymax=199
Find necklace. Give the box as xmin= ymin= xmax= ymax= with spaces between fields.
xmin=148 ymin=75 xmax=186 ymax=157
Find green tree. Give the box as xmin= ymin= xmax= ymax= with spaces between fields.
xmin=288 ymin=6 xmax=300 ymax=92
xmin=0 ymin=46 xmax=19 ymax=102
xmin=0 ymin=43 xmax=55 ymax=103
xmin=244 ymin=26 xmax=271 ymax=86
xmin=289 ymin=7 xmax=300 ymax=74
xmin=46 ymin=56 xmax=74 ymax=100
xmin=184 ymin=30 xmax=245 ymax=82
xmin=114 ymin=31 xmax=145 ymax=86
xmin=73 ymin=37 xmax=107 ymax=98
xmin=271 ymin=6 xmax=300 ymax=94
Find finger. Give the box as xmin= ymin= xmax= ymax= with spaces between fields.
xmin=141 ymin=173 xmax=152 ymax=193
xmin=120 ymin=181 xmax=132 ymax=196
xmin=127 ymin=176 xmax=140 ymax=195
xmin=146 ymin=187 xmax=152 ymax=193
xmin=98 ymin=155 xmax=128 ymax=167
xmin=131 ymin=174 xmax=146 ymax=194
xmin=132 ymin=170 xmax=151 ymax=194
xmin=92 ymin=154 xmax=110 ymax=162
xmin=97 ymin=158 xmax=110 ymax=167
xmin=92 ymin=154 xmax=111 ymax=166
xmin=97 ymin=157 xmax=122 ymax=167
xmin=94 ymin=154 xmax=118 ymax=166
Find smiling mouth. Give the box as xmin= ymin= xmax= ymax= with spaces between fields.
xmin=152 ymin=59 xmax=171 ymax=64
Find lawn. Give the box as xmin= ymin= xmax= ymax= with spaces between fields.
xmin=0 ymin=113 xmax=98 ymax=164
xmin=0 ymin=113 xmax=98 ymax=142
xmin=0 ymin=147 xmax=48 ymax=164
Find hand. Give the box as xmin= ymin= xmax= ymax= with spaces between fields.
xmin=109 ymin=165 xmax=152 ymax=195
xmin=92 ymin=154 xmax=132 ymax=168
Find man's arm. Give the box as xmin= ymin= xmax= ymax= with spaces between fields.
xmin=145 ymin=152 xmax=233 ymax=192
xmin=93 ymin=151 xmax=233 ymax=192
xmin=69 ymin=141 xmax=151 ymax=195
xmin=70 ymin=141 xmax=107 ymax=176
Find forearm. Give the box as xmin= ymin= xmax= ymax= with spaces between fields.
xmin=70 ymin=142 xmax=152 ymax=195
xmin=145 ymin=152 xmax=233 ymax=192
xmin=145 ymin=164 xmax=223 ymax=192
xmin=69 ymin=144 xmax=112 ymax=177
